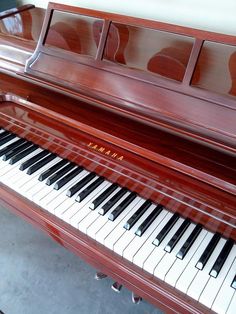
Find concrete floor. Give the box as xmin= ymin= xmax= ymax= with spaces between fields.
xmin=0 ymin=206 xmax=163 ymax=314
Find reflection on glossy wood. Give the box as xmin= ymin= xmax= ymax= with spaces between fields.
xmin=0 ymin=2 xmax=236 ymax=314
xmin=101 ymin=22 xmax=129 ymax=64
xmin=147 ymin=43 xmax=193 ymax=82
xmin=25 ymin=3 xmax=236 ymax=156
xmin=0 ymin=8 xmax=44 ymax=41
xmin=229 ymin=51 xmax=236 ymax=96
xmin=0 ymin=4 xmax=34 ymax=19
xmin=191 ymin=41 xmax=236 ymax=98
xmin=0 ymin=78 xmax=235 ymax=239
xmin=45 ymin=10 xmax=102 ymax=57
xmin=104 ymin=23 xmax=194 ymax=82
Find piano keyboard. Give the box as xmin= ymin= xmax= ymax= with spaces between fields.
xmin=0 ymin=128 xmax=235 ymax=314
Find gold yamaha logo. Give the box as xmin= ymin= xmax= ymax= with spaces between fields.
xmin=87 ymin=142 xmax=124 ymax=161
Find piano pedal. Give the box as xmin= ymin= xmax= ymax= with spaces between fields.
xmin=131 ymin=292 xmax=142 ymax=304
xmin=94 ymin=271 xmax=107 ymax=280
xmin=111 ymin=281 xmax=123 ymax=293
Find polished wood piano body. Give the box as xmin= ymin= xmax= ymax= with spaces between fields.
xmin=0 ymin=3 xmax=235 ymax=313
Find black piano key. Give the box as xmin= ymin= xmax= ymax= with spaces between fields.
xmin=165 ymin=218 xmax=191 ymax=253
xmin=66 ymin=172 xmax=96 ymax=197
xmin=54 ymin=166 xmax=83 ymax=190
xmin=195 ymin=232 xmax=221 ymax=270
xmin=0 ymin=133 xmax=15 ymax=147
xmin=38 ymin=159 xmax=68 ymax=182
xmin=46 ymin=163 xmax=75 ymax=186
xmin=0 ymin=130 xmax=10 ymax=140
xmin=20 ymin=150 xmax=50 ymax=171
xmin=2 ymin=141 xmax=33 ymax=161
xmin=99 ymin=188 xmax=128 ymax=215
xmin=153 ymin=213 xmax=180 ymax=247
xmin=27 ymin=154 xmax=57 ymax=175
xmin=231 ymin=275 xmax=236 ymax=290
xmin=209 ymin=238 xmax=234 ymax=278
xmin=76 ymin=176 xmax=105 ymax=202
xmin=108 ymin=192 xmax=137 ymax=221
xmin=176 ymin=224 xmax=202 ymax=260
xmin=9 ymin=145 xmax=38 ymax=165
xmin=90 ymin=183 xmax=118 ymax=210
xmin=0 ymin=138 xmax=26 ymax=157
xmin=135 ymin=204 xmax=163 ymax=237
xmin=124 ymin=199 xmax=152 ymax=230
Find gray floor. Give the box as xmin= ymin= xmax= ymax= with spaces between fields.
xmin=0 ymin=206 xmax=163 ymax=314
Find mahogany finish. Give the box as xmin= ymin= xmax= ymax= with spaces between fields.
xmin=24 ymin=3 xmax=236 ymax=155
xmin=0 ymin=2 xmax=235 ymax=313
xmin=45 ymin=11 xmax=102 ymax=56
xmin=0 ymin=4 xmax=34 ymax=19
xmin=0 ymin=7 xmax=45 ymax=41
xmin=192 ymin=40 xmax=236 ymax=97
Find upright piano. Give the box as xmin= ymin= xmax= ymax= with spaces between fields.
xmin=0 ymin=3 xmax=235 ymax=313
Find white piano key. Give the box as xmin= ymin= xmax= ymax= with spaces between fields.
xmin=32 ymin=183 xmax=56 ymax=203
xmin=44 ymin=170 xmax=89 ymax=213
xmin=23 ymin=157 xmax=63 ymax=197
xmin=86 ymin=191 xmax=130 ymax=240
xmin=3 ymin=151 xmax=47 ymax=189
xmin=132 ymin=211 xmax=173 ymax=269
xmin=212 ymin=258 xmax=236 ymax=314
xmin=30 ymin=182 xmax=54 ymax=202
xmin=0 ymin=136 xmax=20 ymax=152
xmin=153 ymin=222 xmax=195 ymax=280
xmin=0 ymin=148 xmax=43 ymax=182
xmin=32 ymin=166 xmax=77 ymax=203
xmin=187 ymin=238 xmax=226 ymax=301
xmin=113 ymin=202 xmax=156 ymax=256
xmin=21 ymin=158 xmax=62 ymax=197
xmin=39 ymin=170 xmax=88 ymax=211
xmin=0 ymin=148 xmax=44 ymax=186
xmin=78 ymin=186 xmax=121 ymax=234
xmin=15 ymin=158 xmax=61 ymax=197
xmin=123 ymin=207 xmax=168 ymax=262
xmin=226 ymin=292 xmax=236 ymax=314
xmin=165 ymin=229 xmax=208 ymax=288
xmin=69 ymin=181 xmax=111 ymax=227
xmin=96 ymin=195 xmax=141 ymax=245
xmin=199 ymin=245 xmax=236 ymax=309
xmin=56 ymin=175 xmax=99 ymax=221
xmin=143 ymin=216 xmax=185 ymax=275
xmin=0 ymin=137 xmax=23 ymax=169
xmin=104 ymin=197 xmax=144 ymax=250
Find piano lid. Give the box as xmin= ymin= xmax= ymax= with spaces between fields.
xmin=21 ymin=2 xmax=236 ymax=156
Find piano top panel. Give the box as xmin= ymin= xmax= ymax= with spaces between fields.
xmin=20 ymin=2 xmax=236 ymax=156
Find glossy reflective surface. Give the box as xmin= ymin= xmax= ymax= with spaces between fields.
xmin=45 ymin=10 xmax=103 ymax=57
xmin=1 ymin=2 xmax=236 ymax=314
xmin=103 ymin=23 xmax=194 ymax=82
xmin=192 ymin=41 xmax=236 ymax=97
xmin=0 ymin=8 xmax=45 ymax=41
